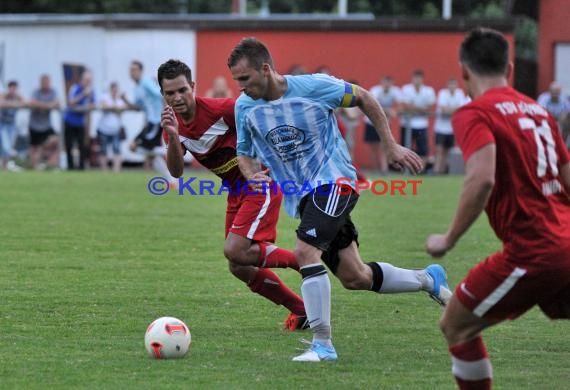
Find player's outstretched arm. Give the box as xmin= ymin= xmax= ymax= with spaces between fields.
xmin=426 ymin=144 xmax=496 ymax=258
xmin=354 ymin=85 xmax=424 ymax=174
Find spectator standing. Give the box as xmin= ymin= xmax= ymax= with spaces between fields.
xmin=537 ymin=81 xmax=570 ymax=149
xmin=400 ymin=70 xmax=436 ymax=168
xmin=433 ymin=78 xmax=469 ymax=174
xmin=97 ymin=82 xmax=125 ymax=172
xmin=0 ymin=80 xmax=25 ymax=170
xmin=205 ymin=76 xmax=233 ymax=98
xmin=63 ymin=70 xmax=95 ymax=170
xmin=365 ymin=76 xmax=401 ymax=173
xmin=287 ymin=64 xmax=308 ymax=76
xmin=337 ymin=79 xmax=362 ymax=158
xmin=28 ymin=74 xmax=61 ymax=170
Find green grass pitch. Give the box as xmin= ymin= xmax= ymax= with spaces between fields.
xmin=1 ymin=171 xmax=568 ymax=389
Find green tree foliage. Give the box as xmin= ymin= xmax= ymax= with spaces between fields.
xmin=515 ymin=17 xmax=537 ymax=61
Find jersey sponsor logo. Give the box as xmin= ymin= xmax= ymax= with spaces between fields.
xmin=305 ymin=228 xmax=317 ymax=237
xmin=210 ymin=157 xmax=239 ymax=175
xmin=265 ymin=125 xmax=305 ymax=155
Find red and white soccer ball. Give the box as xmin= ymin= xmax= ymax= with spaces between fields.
xmin=145 ymin=316 xmax=191 ymax=359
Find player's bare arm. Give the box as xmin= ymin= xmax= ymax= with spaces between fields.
xmin=426 ymin=143 xmax=496 ymax=258
xmin=237 ymin=155 xmax=270 ymax=191
xmin=354 ymin=85 xmax=424 ymax=174
xmin=162 ymin=105 xmax=185 ymax=178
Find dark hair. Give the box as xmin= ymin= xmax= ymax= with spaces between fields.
xmin=7 ymin=80 xmax=18 ymax=87
xmin=412 ymin=69 xmax=424 ymax=77
xmin=315 ymin=65 xmax=330 ymax=74
xmin=460 ymin=27 xmax=509 ymax=76
xmin=131 ymin=60 xmax=143 ymax=71
xmin=157 ymin=59 xmax=193 ymax=90
xmin=227 ymin=37 xmax=274 ymax=70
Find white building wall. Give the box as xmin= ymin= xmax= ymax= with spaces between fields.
xmin=0 ymin=23 xmax=196 ymax=162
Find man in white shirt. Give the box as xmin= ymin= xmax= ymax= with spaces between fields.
xmin=537 ymin=81 xmax=570 ymax=150
xmin=365 ymin=75 xmax=401 ymax=173
xmin=97 ymin=82 xmax=126 ymax=172
xmin=400 ymin=69 xmax=436 ymax=167
xmin=433 ymin=78 xmax=469 ymax=174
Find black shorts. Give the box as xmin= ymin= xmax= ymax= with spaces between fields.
xmin=29 ymin=128 xmax=56 ymax=146
xmin=135 ymin=122 xmax=163 ymax=151
xmin=296 ymin=184 xmax=359 ymax=274
xmin=400 ymin=127 xmax=428 ymax=156
xmin=364 ymin=123 xmax=381 ymax=144
xmin=435 ymin=133 xmax=455 ymax=149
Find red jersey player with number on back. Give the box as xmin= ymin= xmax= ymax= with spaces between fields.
xmin=425 ymin=28 xmax=570 ymax=389
xmin=158 ymin=59 xmax=308 ymax=331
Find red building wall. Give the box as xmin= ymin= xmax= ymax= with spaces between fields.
xmin=196 ymin=30 xmax=513 ymax=168
xmin=538 ymin=0 xmax=570 ymax=94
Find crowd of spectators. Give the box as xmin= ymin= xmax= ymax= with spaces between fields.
xmin=1 ymin=62 xmax=568 ymax=174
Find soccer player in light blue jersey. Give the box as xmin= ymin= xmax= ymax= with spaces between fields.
xmin=228 ymin=37 xmax=452 ymax=362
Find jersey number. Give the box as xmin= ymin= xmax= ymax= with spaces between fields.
xmin=518 ymin=118 xmax=559 ymax=177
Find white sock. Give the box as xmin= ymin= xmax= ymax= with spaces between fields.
xmin=377 ymin=262 xmax=430 ymax=293
xmin=300 ymin=265 xmax=331 ymax=343
xmin=152 ymin=156 xmax=176 ymax=182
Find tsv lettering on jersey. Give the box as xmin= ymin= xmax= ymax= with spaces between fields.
xmin=495 ymin=101 xmax=548 ymax=117
xmin=542 ymin=179 xmax=563 ymax=196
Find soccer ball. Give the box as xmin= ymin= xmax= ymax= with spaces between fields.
xmin=144 ymin=316 xmax=191 ymax=359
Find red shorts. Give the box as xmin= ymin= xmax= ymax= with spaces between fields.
xmin=455 ymin=249 xmax=570 ymax=320
xmin=225 ymin=187 xmax=283 ymax=242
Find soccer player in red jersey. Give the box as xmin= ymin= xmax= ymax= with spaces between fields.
xmin=157 ymin=59 xmax=307 ymax=331
xmin=426 ymin=28 xmax=570 ymax=389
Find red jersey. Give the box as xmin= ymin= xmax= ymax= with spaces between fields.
xmin=164 ymin=97 xmax=243 ymax=189
xmin=452 ymin=87 xmax=570 ymax=259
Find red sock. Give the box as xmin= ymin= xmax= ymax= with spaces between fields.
xmin=449 ymin=337 xmax=492 ymax=390
xmin=248 ymin=268 xmax=305 ymax=315
xmin=258 ymin=242 xmax=299 ymax=271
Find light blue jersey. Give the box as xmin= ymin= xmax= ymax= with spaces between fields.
xmin=135 ymin=77 xmax=163 ymax=125
xmin=236 ymin=74 xmax=357 ymax=217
